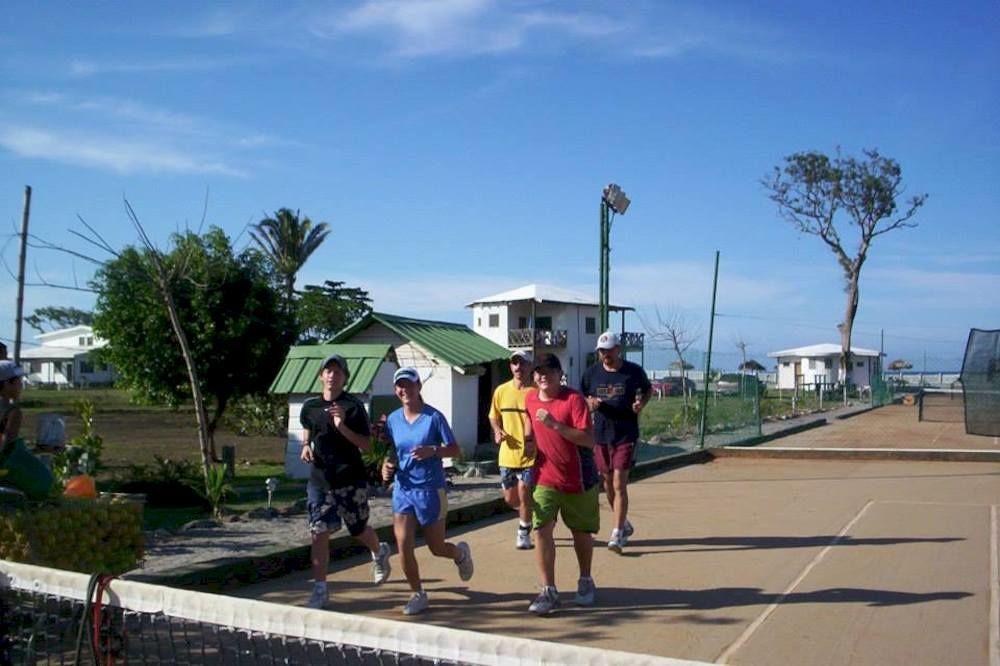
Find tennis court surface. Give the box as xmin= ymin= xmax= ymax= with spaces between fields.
xmin=236 ymin=453 xmax=1000 ymax=665
xmin=755 ymin=402 xmax=1000 ymax=454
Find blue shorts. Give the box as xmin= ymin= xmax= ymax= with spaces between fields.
xmin=499 ymin=466 xmax=535 ymax=490
xmin=307 ymin=467 xmax=370 ymax=537
xmin=393 ymin=486 xmax=448 ymax=527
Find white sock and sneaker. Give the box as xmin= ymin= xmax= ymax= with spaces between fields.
xmin=516 ymin=522 xmax=533 ymax=550
xmin=401 ymin=542 xmax=472 ymax=616
xmin=608 ymin=519 xmax=635 ymax=553
xmin=455 ymin=541 xmax=474 ymax=580
xmin=372 ymin=541 xmax=392 ymax=584
xmin=575 ymin=576 xmax=596 ymax=606
xmin=529 ymin=585 xmax=561 ymax=615
xmin=403 ymin=589 xmax=429 ymax=616
xmin=309 ymin=541 xmax=392 ymax=610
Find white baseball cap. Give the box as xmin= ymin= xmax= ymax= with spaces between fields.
xmin=596 ymin=331 xmax=620 ymax=350
xmin=393 ymin=367 xmax=421 ymax=384
xmin=0 ymin=360 xmax=26 ymax=382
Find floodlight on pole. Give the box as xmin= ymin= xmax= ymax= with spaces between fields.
xmin=599 ymin=183 xmax=629 ymax=332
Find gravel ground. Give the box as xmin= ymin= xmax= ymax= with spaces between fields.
xmin=128 ymin=474 xmax=505 ymax=577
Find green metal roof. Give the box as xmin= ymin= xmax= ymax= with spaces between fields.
xmin=268 ymin=343 xmax=393 ymax=395
xmin=329 ymin=312 xmax=511 ymax=370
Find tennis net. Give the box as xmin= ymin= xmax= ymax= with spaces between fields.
xmin=0 ymin=560 xmax=695 ymax=665
xmin=917 ymin=388 xmax=964 ymax=423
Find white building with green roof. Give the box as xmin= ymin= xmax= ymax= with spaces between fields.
xmin=271 ymin=313 xmax=512 ymax=477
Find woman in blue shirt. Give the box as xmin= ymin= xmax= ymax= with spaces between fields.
xmin=382 ymin=367 xmax=473 ymax=615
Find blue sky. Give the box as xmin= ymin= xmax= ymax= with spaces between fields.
xmin=2 ymin=0 xmax=997 ymax=371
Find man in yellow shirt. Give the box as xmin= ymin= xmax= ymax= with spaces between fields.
xmin=489 ymin=351 xmax=536 ymax=549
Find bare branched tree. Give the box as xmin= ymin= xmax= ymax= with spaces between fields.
xmin=19 ymin=201 xmax=219 ymax=481
xmin=734 ymin=335 xmax=748 ymax=373
xmin=640 ymin=306 xmax=701 ymax=411
xmin=763 ymin=148 xmax=927 ymax=401
xmin=123 ymin=200 xmax=214 ymax=478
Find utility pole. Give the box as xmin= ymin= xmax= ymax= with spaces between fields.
xmin=698 ymin=251 xmax=720 ymax=449
xmin=14 ymin=186 xmax=31 ymax=364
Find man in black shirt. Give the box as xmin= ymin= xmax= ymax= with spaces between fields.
xmin=299 ymin=354 xmax=391 ymax=609
xmin=580 ymin=332 xmax=651 ymax=555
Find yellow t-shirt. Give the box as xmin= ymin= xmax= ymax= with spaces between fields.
xmin=489 ymin=379 xmax=535 ymax=469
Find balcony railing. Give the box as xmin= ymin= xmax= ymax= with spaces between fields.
xmin=508 ymin=328 xmax=568 ymax=348
xmin=507 ymin=329 xmax=643 ymax=350
xmin=620 ymin=331 xmax=645 ymax=350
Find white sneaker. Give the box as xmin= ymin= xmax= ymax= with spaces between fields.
xmin=574 ymin=577 xmax=596 ymax=606
xmin=372 ymin=542 xmax=392 ymax=584
xmin=621 ymin=520 xmax=635 ymax=545
xmin=455 ymin=542 xmax=474 ymax=581
xmin=529 ymin=586 xmax=561 ymax=615
xmin=515 ymin=525 xmax=533 ymax=550
xmin=608 ymin=529 xmax=624 ymax=554
xmin=403 ymin=590 xmax=429 ymax=616
xmin=306 ymin=585 xmax=328 ymax=609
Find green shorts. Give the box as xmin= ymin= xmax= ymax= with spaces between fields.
xmin=532 ymin=484 xmax=600 ymax=533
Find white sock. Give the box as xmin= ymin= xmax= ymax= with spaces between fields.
xmin=519 ymin=521 xmax=531 ymax=530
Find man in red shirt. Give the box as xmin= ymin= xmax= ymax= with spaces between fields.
xmin=523 ymin=353 xmax=599 ymax=615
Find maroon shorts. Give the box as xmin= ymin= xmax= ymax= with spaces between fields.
xmin=594 ymin=442 xmax=636 ymax=473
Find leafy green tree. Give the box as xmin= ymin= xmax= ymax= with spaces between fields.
xmin=91 ymin=227 xmax=289 ymax=459
xmin=763 ymin=149 xmax=927 ymax=391
xmin=295 ymin=280 xmax=373 ymax=343
xmin=25 ymin=306 xmax=94 ymax=333
xmin=250 ymin=208 xmax=330 ymax=313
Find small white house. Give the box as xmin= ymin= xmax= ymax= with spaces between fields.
xmin=19 ymin=325 xmax=115 ymax=387
xmin=269 ymin=343 xmax=399 ymax=480
xmin=466 ymin=284 xmax=644 ymax=389
xmin=768 ymin=343 xmax=882 ymax=391
xmin=328 ymin=312 xmax=512 ymax=456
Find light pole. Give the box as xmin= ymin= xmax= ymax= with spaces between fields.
xmin=599 ymin=183 xmax=630 ymax=332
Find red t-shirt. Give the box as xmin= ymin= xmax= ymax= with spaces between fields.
xmin=524 ymin=387 xmax=599 ymax=493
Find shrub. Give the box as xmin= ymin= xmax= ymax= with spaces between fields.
xmin=198 ymin=464 xmax=233 ymax=519
xmin=51 ymin=399 xmax=104 ymax=485
xmin=111 ymin=456 xmax=207 ymax=508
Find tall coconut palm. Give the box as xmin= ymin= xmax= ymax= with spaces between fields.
xmin=250 ymin=208 xmax=330 ymax=312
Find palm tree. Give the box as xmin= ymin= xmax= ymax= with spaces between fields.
xmin=250 ymin=208 xmax=330 ymax=312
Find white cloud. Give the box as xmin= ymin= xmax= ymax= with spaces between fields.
xmin=0 ymin=126 xmax=246 ymax=177
xmin=69 ymin=56 xmax=250 ymax=77
xmin=322 ymin=0 xmax=623 ymax=58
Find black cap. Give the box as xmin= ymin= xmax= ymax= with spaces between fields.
xmin=320 ymin=354 xmax=350 ymax=378
xmin=533 ymin=352 xmax=562 ymax=372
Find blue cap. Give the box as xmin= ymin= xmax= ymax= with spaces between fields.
xmin=393 ymin=367 xmax=420 ymax=384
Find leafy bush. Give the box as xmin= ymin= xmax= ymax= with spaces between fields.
xmin=362 ymin=415 xmax=393 ymax=487
xmin=198 ymin=464 xmax=233 ymax=519
xmin=111 ymin=456 xmax=208 ymax=508
xmin=51 ymin=399 xmax=104 ymax=485
xmin=223 ymin=394 xmax=287 ymax=436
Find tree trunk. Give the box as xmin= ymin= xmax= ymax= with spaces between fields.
xmin=157 ymin=273 xmax=214 ymax=479
xmin=839 ymin=274 xmax=861 ymax=406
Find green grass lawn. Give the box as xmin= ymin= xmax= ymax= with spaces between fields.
xmin=639 ymin=390 xmax=838 ymax=441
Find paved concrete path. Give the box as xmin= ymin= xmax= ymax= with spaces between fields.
xmin=234 ymin=456 xmax=1000 ymax=665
